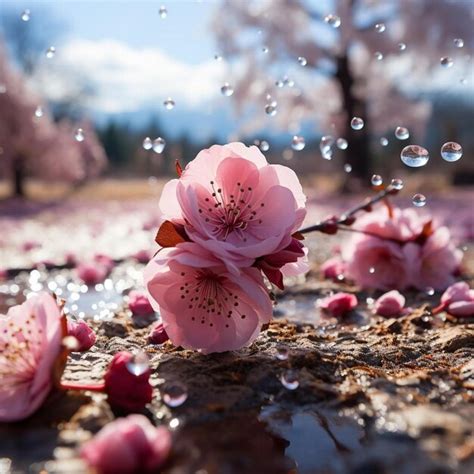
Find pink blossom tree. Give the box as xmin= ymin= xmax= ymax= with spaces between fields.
xmin=0 ymin=45 xmax=106 ymax=197
xmin=213 ymin=0 xmax=472 ymax=182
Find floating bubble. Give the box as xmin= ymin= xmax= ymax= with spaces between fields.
xmin=398 ymin=42 xmax=407 ymax=51
xmin=74 ymin=128 xmax=85 ymax=142
xmin=152 ymin=137 xmax=166 ymax=153
xmin=159 ymin=5 xmax=167 ymax=18
xmin=259 ymin=140 xmax=270 ymax=152
xmin=21 ymin=9 xmax=30 ymax=21
xmin=440 ymin=142 xmax=463 ymax=162
xmin=163 ymin=97 xmax=175 ymax=110
xmin=142 ymin=137 xmax=153 ymax=150
xmin=412 ymin=193 xmax=427 ymax=207
xmin=265 ymin=103 xmax=277 ymax=116
xmin=390 ymin=178 xmax=404 ymax=190
xmin=291 ymin=135 xmax=306 ymax=151
xmin=324 ymin=14 xmax=341 ymax=28
xmin=350 ymin=117 xmax=364 ymax=130
xmin=45 ymin=46 xmax=56 ymax=59
xmin=336 ymin=138 xmax=348 ymax=150
xmin=453 ymin=38 xmax=464 ymax=48
xmin=374 ymin=52 xmax=384 ymax=61
xmin=380 ymin=137 xmax=389 ymax=146
xmin=221 ymin=83 xmax=234 ymax=97
xmin=400 ymin=145 xmax=429 ymax=167
xmin=375 ymin=23 xmax=386 ymax=33
xmin=275 ymin=344 xmax=290 ymax=361
xmin=371 ymin=174 xmax=383 ymax=186
xmin=298 ymin=56 xmax=307 ymax=66
xmin=395 ymin=126 xmax=409 ymax=140
xmin=319 ymin=135 xmax=334 ymax=159
xmin=440 ymin=56 xmax=453 ymax=68
xmin=344 ymin=163 xmax=352 ymax=173
xmin=126 ymin=351 xmax=149 ymax=376
xmin=34 ymin=106 xmax=43 ymax=118
xmin=169 ymin=418 xmax=179 ymax=429
xmin=162 ymin=382 xmax=188 ymax=407
xmin=280 ymin=369 xmax=299 ymax=390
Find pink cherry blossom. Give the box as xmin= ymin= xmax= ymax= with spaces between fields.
xmin=159 ymin=142 xmax=307 ymax=275
xmin=128 ymin=290 xmax=155 ymax=316
xmin=0 ymin=293 xmax=64 ymax=422
xmin=81 ymin=414 xmax=171 ymax=474
xmin=145 ymin=244 xmax=273 ymax=354
xmin=435 ymin=281 xmax=474 ymax=317
xmin=318 ymin=292 xmax=358 ymax=318
xmin=76 ymin=262 xmax=108 ymax=285
xmin=373 ymin=290 xmax=406 ymax=317
xmin=67 ymin=319 xmax=96 ymax=351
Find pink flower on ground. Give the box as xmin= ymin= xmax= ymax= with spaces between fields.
xmin=133 ymin=249 xmax=152 ymax=264
xmin=145 ymin=244 xmax=273 ymax=353
xmin=81 ymin=414 xmax=171 ymax=474
xmin=0 ymin=293 xmax=64 ymax=422
xmin=434 ymin=281 xmax=474 ymax=317
xmin=159 ymin=142 xmax=307 ymax=275
xmin=94 ymin=254 xmax=115 ymax=272
xmin=342 ymin=207 xmax=462 ymax=291
xmin=373 ymin=290 xmax=406 ymax=317
xmin=320 ymin=256 xmax=346 ymax=281
xmin=76 ymin=262 xmax=108 ymax=285
xmin=148 ymin=322 xmax=169 ymax=344
xmin=319 ymin=292 xmax=358 ymax=318
xmin=128 ymin=290 xmax=155 ymax=316
xmin=104 ymin=352 xmax=153 ymax=412
xmin=67 ymin=319 xmax=96 ymax=351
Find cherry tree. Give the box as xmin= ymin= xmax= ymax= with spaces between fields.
xmin=213 ymin=0 xmax=473 ymax=182
xmin=0 ymin=45 xmax=106 ymax=197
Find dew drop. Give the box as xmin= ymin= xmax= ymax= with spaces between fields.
xmin=324 ymin=14 xmax=341 ymax=28
xmin=412 ymin=193 xmax=427 ymax=207
xmin=262 ymin=46 xmax=269 ymax=54
xmin=398 ymin=42 xmax=407 ymax=51
xmin=34 ymin=106 xmax=43 ymax=118
xmin=369 ymin=267 xmax=376 ymax=274
xmin=45 ymin=46 xmax=56 ymax=59
xmin=440 ymin=142 xmax=463 ymax=162
xmin=336 ymin=137 xmax=348 ymax=150
xmin=169 ymin=418 xmax=179 ymax=429
xmin=259 ymin=140 xmax=270 ymax=152
xmin=395 ymin=126 xmax=409 ymax=140
xmin=62 ymin=336 xmax=80 ymax=351
xmin=380 ymin=137 xmax=389 ymax=146
xmin=390 ymin=178 xmax=404 ymax=190
xmin=425 ymin=287 xmax=435 ymax=296
xmin=291 ymin=135 xmax=306 ymax=151
xmin=152 ymin=137 xmax=166 ymax=154
xmin=214 ymin=54 xmax=222 ymax=61
xmin=126 ymin=351 xmax=149 ymax=376
xmin=265 ymin=103 xmax=277 ymax=116
xmin=453 ymin=38 xmax=464 ymax=48
xmin=74 ymin=128 xmax=85 ymax=142
xmin=400 ymin=145 xmax=429 ymax=167
xmin=298 ymin=56 xmax=307 ymax=66
xmin=350 ymin=117 xmax=364 ymax=130
xmin=21 ymin=9 xmax=31 ymax=21
xmin=275 ymin=79 xmax=284 ymax=88
xmin=163 ymin=97 xmax=175 ymax=110
xmin=159 ymin=5 xmax=168 ymax=18
xmin=320 ymin=135 xmax=334 ymax=153
xmin=280 ymin=369 xmax=299 ymax=390
xmin=142 ymin=137 xmax=153 ymax=150
xmin=275 ymin=344 xmax=290 ymax=361
xmin=162 ymin=382 xmax=188 ymax=407
xmin=221 ymin=82 xmax=234 ymax=97
xmin=374 ymin=51 xmax=384 ymax=61
xmin=460 ymin=78 xmax=467 ymax=85
xmin=371 ymin=174 xmax=383 ymax=186
xmin=344 ymin=163 xmax=352 ymax=173
xmin=375 ymin=23 xmax=386 ymax=33
xmin=283 ymin=76 xmax=294 ymax=87
xmin=440 ymin=56 xmax=453 ymax=68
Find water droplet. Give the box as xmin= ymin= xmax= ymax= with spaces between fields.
xmin=324 ymin=14 xmax=341 ymax=28
xmin=34 ymin=106 xmax=43 ymax=118
xmin=440 ymin=56 xmax=453 ymax=68
xmin=280 ymin=369 xmax=299 ymax=390
xmin=275 ymin=79 xmax=284 ymax=88
xmin=320 ymin=135 xmax=334 ymax=154
xmin=214 ymin=53 xmax=222 ymax=61
xmin=440 ymin=142 xmax=463 ymax=162
xmin=142 ymin=137 xmax=152 ymax=150
xmin=265 ymin=103 xmax=277 ymax=116
xmin=374 ymin=51 xmax=384 ymax=61
xmin=163 ymin=97 xmax=175 ymax=110
xmin=369 ymin=267 xmax=376 ymax=274
xmin=297 ymin=56 xmax=307 ymax=66
xmin=259 ymin=140 xmax=270 ymax=152
xmin=336 ymin=138 xmax=348 ymax=150
xmin=21 ymin=9 xmax=30 ymax=21
xmin=152 ymin=137 xmax=166 ymax=154
xmin=221 ymin=82 xmax=234 ymax=97
xmin=262 ymin=46 xmax=269 ymax=54
xmin=74 ymin=128 xmax=84 ymax=142
xmin=45 ymin=46 xmax=56 ymax=59
xmin=350 ymin=117 xmax=364 ymax=130
xmin=460 ymin=78 xmax=467 ymax=85
xmin=126 ymin=351 xmax=150 ymax=376
xmin=344 ymin=163 xmax=352 ymax=173
xmin=275 ymin=344 xmax=290 ymax=361
xmin=412 ymin=193 xmax=427 ymax=207
xmin=380 ymin=137 xmax=389 ymax=146
xmin=283 ymin=76 xmax=294 ymax=87
xmin=398 ymin=42 xmax=407 ymax=51
xmin=0 ymin=84 xmax=6 ymax=94
xmin=425 ymin=287 xmax=435 ymax=296
xmin=453 ymin=38 xmax=464 ymax=48
xmin=390 ymin=178 xmax=404 ymax=190
xmin=62 ymin=336 xmax=80 ymax=351
xmin=162 ymin=382 xmax=188 ymax=407
xmin=375 ymin=23 xmax=386 ymax=33
xmin=395 ymin=126 xmax=409 ymax=140
xmin=159 ymin=5 xmax=168 ymax=18
xmin=291 ymin=135 xmax=305 ymax=151
xmin=169 ymin=418 xmax=180 ymax=429
xmin=400 ymin=145 xmax=429 ymax=167
xmin=371 ymin=174 xmax=383 ymax=186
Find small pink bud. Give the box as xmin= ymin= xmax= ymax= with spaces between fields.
xmin=320 ymin=257 xmax=346 ymax=281
xmin=128 ymin=290 xmax=155 ymax=316
xmin=148 ymin=322 xmax=169 ymax=344
xmin=76 ymin=262 xmax=108 ymax=285
xmin=67 ymin=319 xmax=96 ymax=351
xmin=373 ymin=290 xmax=406 ymax=317
xmin=319 ymin=292 xmax=358 ymax=317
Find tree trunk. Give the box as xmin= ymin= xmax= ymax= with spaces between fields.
xmin=13 ymin=157 xmax=26 ymax=198
xmin=335 ymin=54 xmax=371 ymax=189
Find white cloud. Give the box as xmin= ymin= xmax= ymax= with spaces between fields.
xmin=32 ymin=39 xmax=227 ymax=113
